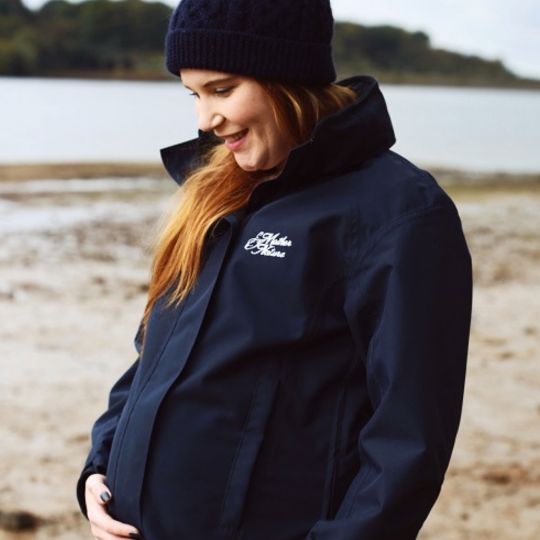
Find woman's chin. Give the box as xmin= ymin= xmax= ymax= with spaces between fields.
xmin=235 ymin=155 xmax=283 ymax=178
xmin=236 ymin=158 xmax=260 ymax=173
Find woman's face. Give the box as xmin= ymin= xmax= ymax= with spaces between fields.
xmin=180 ymin=69 xmax=293 ymax=174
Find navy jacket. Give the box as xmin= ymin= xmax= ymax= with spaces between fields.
xmin=77 ymin=75 xmax=473 ymax=540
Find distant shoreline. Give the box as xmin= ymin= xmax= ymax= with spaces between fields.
xmin=0 ymin=162 xmax=539 ymax=189
xmin=4 ymin=71 xmax=540 ymax=91
xmin=0 ymin=163 xmax=166 ymax=182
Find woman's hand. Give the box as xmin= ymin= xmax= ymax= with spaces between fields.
xmin=85 ymin=473 xmax=141 ymax=539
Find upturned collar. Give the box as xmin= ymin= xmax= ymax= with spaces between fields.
xmin=160 ymin=74 xmax=396 ymax=189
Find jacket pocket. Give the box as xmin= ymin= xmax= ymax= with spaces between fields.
xmin=217 ymin=362 xmax=279 ymax=535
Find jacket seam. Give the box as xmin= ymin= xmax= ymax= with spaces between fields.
xmin=345 ymin=203 xmax=458 ymax=282
xmin=325 ymin=347 xmax=357 ymax=518
xmin=321 ymin=387 xmax=342 ymax=519
xmin=217 ymin=367 xmax=265 ymax=532
xmin=108 ymin=299 xmax=188 ymax=494
xmin=388 ymin=150 xmax=434 ymax=179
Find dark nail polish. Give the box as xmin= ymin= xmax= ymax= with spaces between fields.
xmin=128 ymin=534 xmax=141 ymax=539
xmin=99 ymin=491 xmax=111 ymax=503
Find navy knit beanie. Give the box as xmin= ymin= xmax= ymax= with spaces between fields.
xmin=165 ymin=0 xmax=337 ymax=85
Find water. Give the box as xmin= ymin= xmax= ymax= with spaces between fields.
xmin=383 ymin=84 xmax=540 ymax=173
xmin=1 ymin=76 xmax=539 ymax=173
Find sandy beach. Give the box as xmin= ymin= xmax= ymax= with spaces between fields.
xmin=0 ymin=165 xmax=538 ymax=539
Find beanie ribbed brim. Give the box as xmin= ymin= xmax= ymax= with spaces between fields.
xmin=166 ymin=29 xmax=336 ymax=85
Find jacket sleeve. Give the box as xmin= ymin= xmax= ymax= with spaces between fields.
xmin=75 ymin=320 xmax=144 ymax=518
xmin=305 ymin=203 xmax=473 ymax=540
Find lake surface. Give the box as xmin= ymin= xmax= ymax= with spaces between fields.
xmin=1 ymin=76 xmax=539 ymax=173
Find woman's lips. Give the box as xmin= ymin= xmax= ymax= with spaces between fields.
xmin=225 ymin=129 xmax=248 ymax=151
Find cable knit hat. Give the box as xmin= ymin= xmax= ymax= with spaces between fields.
xmin=165 ymin=0 xmax=337 ymax=85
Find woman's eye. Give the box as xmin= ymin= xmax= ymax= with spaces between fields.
xmin=187 ymin=87 xmax=232 ymax=98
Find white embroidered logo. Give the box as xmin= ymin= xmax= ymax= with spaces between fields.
xmin=244 ymin=231 xmax=293 ymax=258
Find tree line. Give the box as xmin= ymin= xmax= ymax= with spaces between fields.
xmin=0 ymin=0 xmax=533 ymax=87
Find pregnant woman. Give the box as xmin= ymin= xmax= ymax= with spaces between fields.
xmin=76 ymin=1 xmax=473 ymax=539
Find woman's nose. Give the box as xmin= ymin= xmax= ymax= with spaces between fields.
xmin=198 ymin=110 xmax=225 ymax=134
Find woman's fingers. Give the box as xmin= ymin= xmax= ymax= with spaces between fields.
xmin=90 ymin=527 xmax=140 ymax=540
xmin=85 ymin=474 xmax=141 ymax=539
xmin=86 ymin=473 xmax=112 ymax=506
xmin=87 ymin=501 xmax=141 ymax=539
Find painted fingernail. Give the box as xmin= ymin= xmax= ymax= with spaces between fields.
xmin=99 ymin=491 xmax=111 ymax=503
xmin=128 ymin=534 xmax=141 ymax=539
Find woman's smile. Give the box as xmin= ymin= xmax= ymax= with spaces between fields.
xmin=223 ymin=129 xmax=249 ymax=151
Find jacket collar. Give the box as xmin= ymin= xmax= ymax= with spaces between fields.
xmin=159 ymin=74 xmax=396 ymax=188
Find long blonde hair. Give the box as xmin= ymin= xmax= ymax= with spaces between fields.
xmin=139 ymin=79 xmax=358 ymax=348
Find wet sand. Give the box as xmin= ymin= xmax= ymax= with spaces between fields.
xmin=0 ymin=168 xmax=538 ymax=539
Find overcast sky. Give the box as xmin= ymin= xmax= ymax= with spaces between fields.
xmin=21 ymin=0 xmax=540 ymax=79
